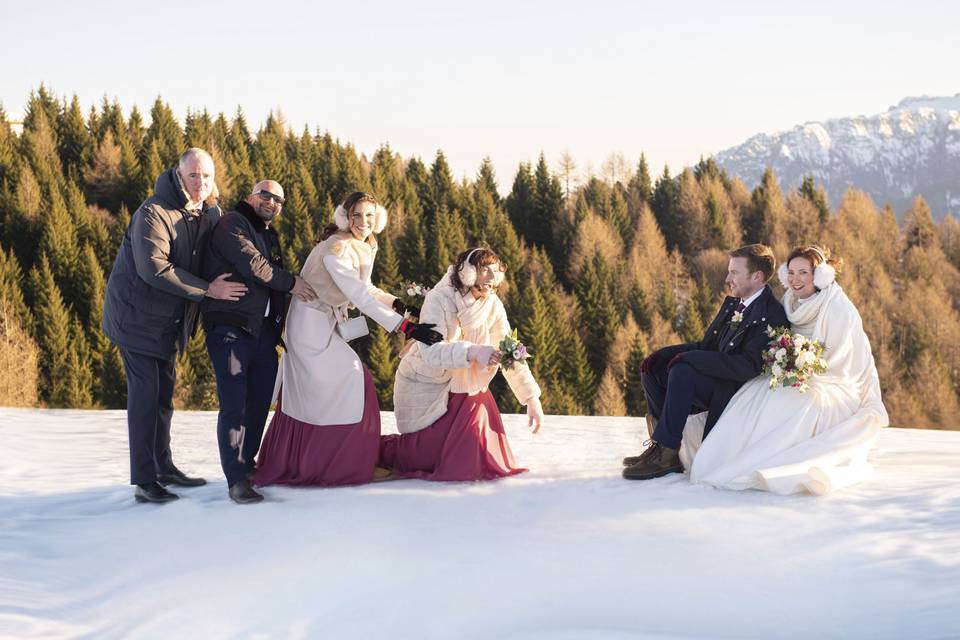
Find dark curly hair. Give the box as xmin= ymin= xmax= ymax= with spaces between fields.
xmin=449 ymin=248 xmax=507 ymax=294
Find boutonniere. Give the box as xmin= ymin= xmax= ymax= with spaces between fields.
xmin=729 ymin=310 xmax=744 ymax=330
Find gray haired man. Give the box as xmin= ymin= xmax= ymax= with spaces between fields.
xmin=103 ymin=148 xmax=247 ymax=504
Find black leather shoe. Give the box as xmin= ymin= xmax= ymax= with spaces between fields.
xmin=157 ymin=467 xmax=207 ymax=487
xmin=134 ymin=482 xmax=179 ymax=504
xmin=229 ymin=479 xmax=264 ymax=505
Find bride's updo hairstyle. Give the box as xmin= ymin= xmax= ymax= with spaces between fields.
xmin=778 ymin=245 xmax=843 ymax=291
xmin=450 ymin=248 xmax=507 ymax=295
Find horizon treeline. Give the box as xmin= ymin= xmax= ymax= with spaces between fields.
xmin=1 ymin=87 xmax=959 ymax=429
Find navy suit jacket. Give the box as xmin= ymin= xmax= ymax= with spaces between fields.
xmin=654 ymin=285 xmax=789 ymax=438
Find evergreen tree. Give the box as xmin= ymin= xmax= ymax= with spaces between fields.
xmin=57 ymin=94 xmax=92 ymax=183
xmin=745 ymin=168 xmax=787 ymax=248
xmin=83 ymin=129 xmax=124 ymax=211
xmin=138 ymin=137 xmax=164 ymax=203
xmin=0 ymin=247 xmax=30 ymax=331
xmin=0 ymin=104 xmax=19 ymax=187
xmin=628 ymin=153 xmax=653 ymax=205
xmin=505 ymin=162 xmax=535 ymax=242
xmin=366 ymin=325 xmax=397 ymax=410
xmin=373 ymin=231 xmax=403 ymax=294
xmin=520 ymin=280 xmax=562 ymax=399
xmin=175 ymin=329 xmax=218 ymax=409
xmin=624 ymin=331 xmax=649 ymax=416
xmin=575 ymin=252 xmax=621 ymax=375
xmin=28 ymin=254 xmax=75 ymax=406
xmin=477 ymin=157 xmax=500 ymax=205
xmin=532 ymin=153 xmax=564 ymax=252
xmin=145 ymin=98 xmax=184 ymax=167
xmin=651 ymin=165 xmax=678 ymax=249
xmin=799 ymin=174 xmax=830 ymax=225
xmin=41 ymin=185 xmax=81 ymax=302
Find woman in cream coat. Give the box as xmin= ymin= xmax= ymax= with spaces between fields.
xmin=381 ymin=247 xmax=544 ymax=481
xmin=254 ymin=192 xmax=441 ymax=487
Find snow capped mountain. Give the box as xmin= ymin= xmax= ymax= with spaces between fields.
xmin=714 ymin=95 xmax=960 ymax=219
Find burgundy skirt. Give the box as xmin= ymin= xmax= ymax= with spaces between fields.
xmin=254 ymin=367 xmax=381 ymax=487
xmin=379 ymin=390 xmax=527 ymax=481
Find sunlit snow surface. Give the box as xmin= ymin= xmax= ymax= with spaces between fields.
xmin=1 ymin=408 xmax=958 ymax=639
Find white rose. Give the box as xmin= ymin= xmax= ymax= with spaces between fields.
xmin=775 ymin=348 xmax=787 ymax=362
xmin=406 ymin=288 xmax=415 ymax=296
xmin=771 ymin=364 xmax=783 ymax=378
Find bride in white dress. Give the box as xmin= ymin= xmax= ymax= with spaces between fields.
xmin=680 ymin=246 xmax=889 ymax=495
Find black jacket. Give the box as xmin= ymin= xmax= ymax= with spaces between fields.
xmin=200 ymin=200 xmax=295 ymax=338
xmin=654 ymin=285 xmax=789 ymax=438
xmin=102 ymin=167 xmax=221 ymax=359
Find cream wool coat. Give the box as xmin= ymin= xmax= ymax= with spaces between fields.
xmin=393 ymin=278 xmax=541 ymax=434
xmin=275 ymin=231 xmax=402 ymax=425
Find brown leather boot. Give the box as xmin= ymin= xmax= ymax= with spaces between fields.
xmin=622 ymin=439 xmax=654 ymax=467
xmin=622 ymin=442 xmax=683 ymax=480
xmin=622 ymin=415 xmax=659 ymax=466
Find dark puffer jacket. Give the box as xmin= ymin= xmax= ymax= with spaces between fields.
xmin=102 ymin=167 xmax=221 ymax=359
xmin=200 ymin=200 xmax=295 ymax=338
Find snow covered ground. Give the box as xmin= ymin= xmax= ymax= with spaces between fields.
xmin=1 ymin=408 xmax=958 ymax=640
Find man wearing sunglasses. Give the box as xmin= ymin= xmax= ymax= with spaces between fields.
xmin=202 ymin=180 xmax=318 ymax=504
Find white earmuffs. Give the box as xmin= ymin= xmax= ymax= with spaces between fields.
xmin=333 ymin=202 xmax=389 ymax=234
xmin=458 ymin=249 xmax=480 ymax=287
xmin=778 ymin=246 xmax=836 ymax=290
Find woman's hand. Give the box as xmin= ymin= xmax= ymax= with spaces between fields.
xmin=526 ymin=396 xmax=544 ymax=434
xmin=399 ymin=320 xmax=443 ymax=345
xmin=467 ymin=345 xmax=501 ymax=367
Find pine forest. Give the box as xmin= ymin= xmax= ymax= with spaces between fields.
xmin=1 ymin=87 xmax=959 ymax=429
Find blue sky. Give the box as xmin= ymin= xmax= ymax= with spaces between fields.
xmin=2 ymin=0 xmax=957 ymax=191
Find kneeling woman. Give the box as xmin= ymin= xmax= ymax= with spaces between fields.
xmin=255 ymin=192 xmax=441 ymax=487
xmin=382 ymin=248 xmax=544 ymax=481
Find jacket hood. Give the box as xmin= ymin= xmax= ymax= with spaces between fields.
xmin=153 ymin=166 xmax=190 ymax=210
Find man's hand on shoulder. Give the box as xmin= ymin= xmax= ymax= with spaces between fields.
xmin=206 ymin=273 xmax=247 ymax=301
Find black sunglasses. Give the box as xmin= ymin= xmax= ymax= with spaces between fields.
xmin=255 ymin=190 xmax=285 ymax=205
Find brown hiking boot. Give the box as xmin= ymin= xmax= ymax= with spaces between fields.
xmin=622 ymin=442 xmax=683 ymax=480
xmin=621 ymin=415 xmax=658 ymax=466
xmin=622 ymin=439 xmax=655 ymax=467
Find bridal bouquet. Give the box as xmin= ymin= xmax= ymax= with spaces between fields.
xmin=762 ymin=326 xmax=826 ymax=393
xmin=397 ymin=281 xmax=429 ymax=311
xmin=497 ymin=328 xmax=532 ymax=370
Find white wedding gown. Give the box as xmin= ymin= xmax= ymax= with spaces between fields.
xmin=679 ymin=283 xmax=889 ymax=495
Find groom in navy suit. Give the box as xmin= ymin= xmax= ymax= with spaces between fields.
xmin=623 ymin=244 xmax=789 ymax=480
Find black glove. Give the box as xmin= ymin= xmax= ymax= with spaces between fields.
xmin=392 ymin=299 xmax=421 ymax=317
xmin=399 ymin=320 xmax=443 ymax=345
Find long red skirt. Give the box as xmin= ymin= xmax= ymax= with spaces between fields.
xmin=379 ymin=390 xmax=527 ymax=481
xmin=254 ymin=367 xmax=381 ymax=487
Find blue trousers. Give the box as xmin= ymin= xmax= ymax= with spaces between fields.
xmin=120 ymin=348 xmax=177 ymax=485
xmin=641 ymin=361 xmax=716 ymax=449
xmin=205 ymin=322 xmax=280 ymax=486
